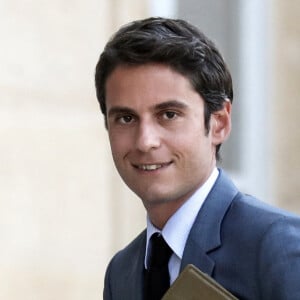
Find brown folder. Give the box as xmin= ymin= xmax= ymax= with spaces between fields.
xmin=162 ymin=264 xmax=238 ymax=300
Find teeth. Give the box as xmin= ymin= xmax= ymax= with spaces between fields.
xmin=139 ymin=164 xmax=162 ymax=171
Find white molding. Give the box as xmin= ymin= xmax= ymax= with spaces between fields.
xmin=235 ymin=0 xmax=271 ymax=201
xmin=147 ymin=0 xmax=177 ymax=17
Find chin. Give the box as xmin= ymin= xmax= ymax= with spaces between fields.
xmin=139 ymin=190 xmax=182 ymax=206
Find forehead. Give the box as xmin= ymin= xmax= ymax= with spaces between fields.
xmin=105 ymin=63 xmax=200 ymax=109
xmin=106 ymin=63 xmax=191 ymax=88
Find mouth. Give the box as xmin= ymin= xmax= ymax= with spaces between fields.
xmin=133 ymin=162 xmax=172 ymax=171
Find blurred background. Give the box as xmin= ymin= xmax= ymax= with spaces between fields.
xmin=1 ymin=0 xmax=299 ymax=299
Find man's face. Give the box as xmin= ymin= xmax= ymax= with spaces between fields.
xmin=105 ymin=63 xmax=230 ymax=212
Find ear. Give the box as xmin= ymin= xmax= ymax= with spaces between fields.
xmin=210 ymin=100 xmax=232 ymax=146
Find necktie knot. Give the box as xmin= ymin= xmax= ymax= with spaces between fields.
xmin=144 ymin=233 xmax=173 ymax=300
xmin=149 ymin=233 xmax=173 ymax=269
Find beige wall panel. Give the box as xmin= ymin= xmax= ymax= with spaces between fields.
xmin=271 ymin=1 xmax=300 ymax=213
xmin=0 ymin=0 xmax=147 ymax=299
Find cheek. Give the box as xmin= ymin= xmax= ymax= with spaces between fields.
xmin=173 ymin=123 xmax=207 ymax=148
xmin=109 ymin=132 xmax=122 ymax=154
xmin=109 ymin=131 xmax=131 ymax=157
xmin=176 ymin=130 xmax=212 ymax=162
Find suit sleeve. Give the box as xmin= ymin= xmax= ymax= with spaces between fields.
xmin=258 ymin=216 xmax=300 ymax=299
xmin=103 ymin=259 xmax=113 ymax=300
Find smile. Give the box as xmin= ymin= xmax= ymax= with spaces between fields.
xmin=133 ymin=162 xmax=172 ymax=171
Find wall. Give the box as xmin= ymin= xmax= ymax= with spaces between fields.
xmin=0 ymin=1 xmax=147 ymax=299
xmin=271 ymin=0 xmax=300 ymax=213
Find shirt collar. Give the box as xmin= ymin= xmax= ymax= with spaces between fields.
xmin=145 ymin=168 xmax=219 ymax=268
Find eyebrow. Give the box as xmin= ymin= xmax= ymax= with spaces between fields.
xmin=154 ymin=100 xmax=188 ymax=111
xmin=107 ymin=100 xmax=188 ymax=118
xmin=107 ymin=106 xmax=136 ymax=118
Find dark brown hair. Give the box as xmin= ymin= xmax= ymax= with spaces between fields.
xmin=95 ymin=17 xmax=233 ymax=158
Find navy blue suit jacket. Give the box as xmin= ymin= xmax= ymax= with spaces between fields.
xmin=104 ymin=170 xmax=300 ymax=299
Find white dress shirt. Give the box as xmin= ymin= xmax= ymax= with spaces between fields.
xmin=144 ymin=168 xmax=219 ymax=284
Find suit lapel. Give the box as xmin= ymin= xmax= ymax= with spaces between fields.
xmin=181 ymin=170 xmax=238 ymax=276
xmin=120 ymin=231 xmax=146 ymax=300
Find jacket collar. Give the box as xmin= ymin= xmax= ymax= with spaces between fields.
xmin=180 ymin=169 xmax=239 ymax=276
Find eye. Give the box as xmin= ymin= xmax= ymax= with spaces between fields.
xmin=118 ymin=115 xmax=134 ymax=124
xmin=162 ymin=111 xmax=178 ymax=120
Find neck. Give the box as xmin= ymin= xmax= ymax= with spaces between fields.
xmin=146 ymin=201 xmax=184 ymax=230
xmin=145 ymin=167 xmax=217 ymax=229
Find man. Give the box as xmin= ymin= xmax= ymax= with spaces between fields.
xmin=95 ymin=17 xmax=300 ymax=300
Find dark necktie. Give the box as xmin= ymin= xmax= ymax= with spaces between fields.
xmin=144 ymin=233 xmax=173 ymax=300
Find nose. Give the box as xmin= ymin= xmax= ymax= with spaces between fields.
xmin=135 ymin=121 xmax=161 ymax=152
